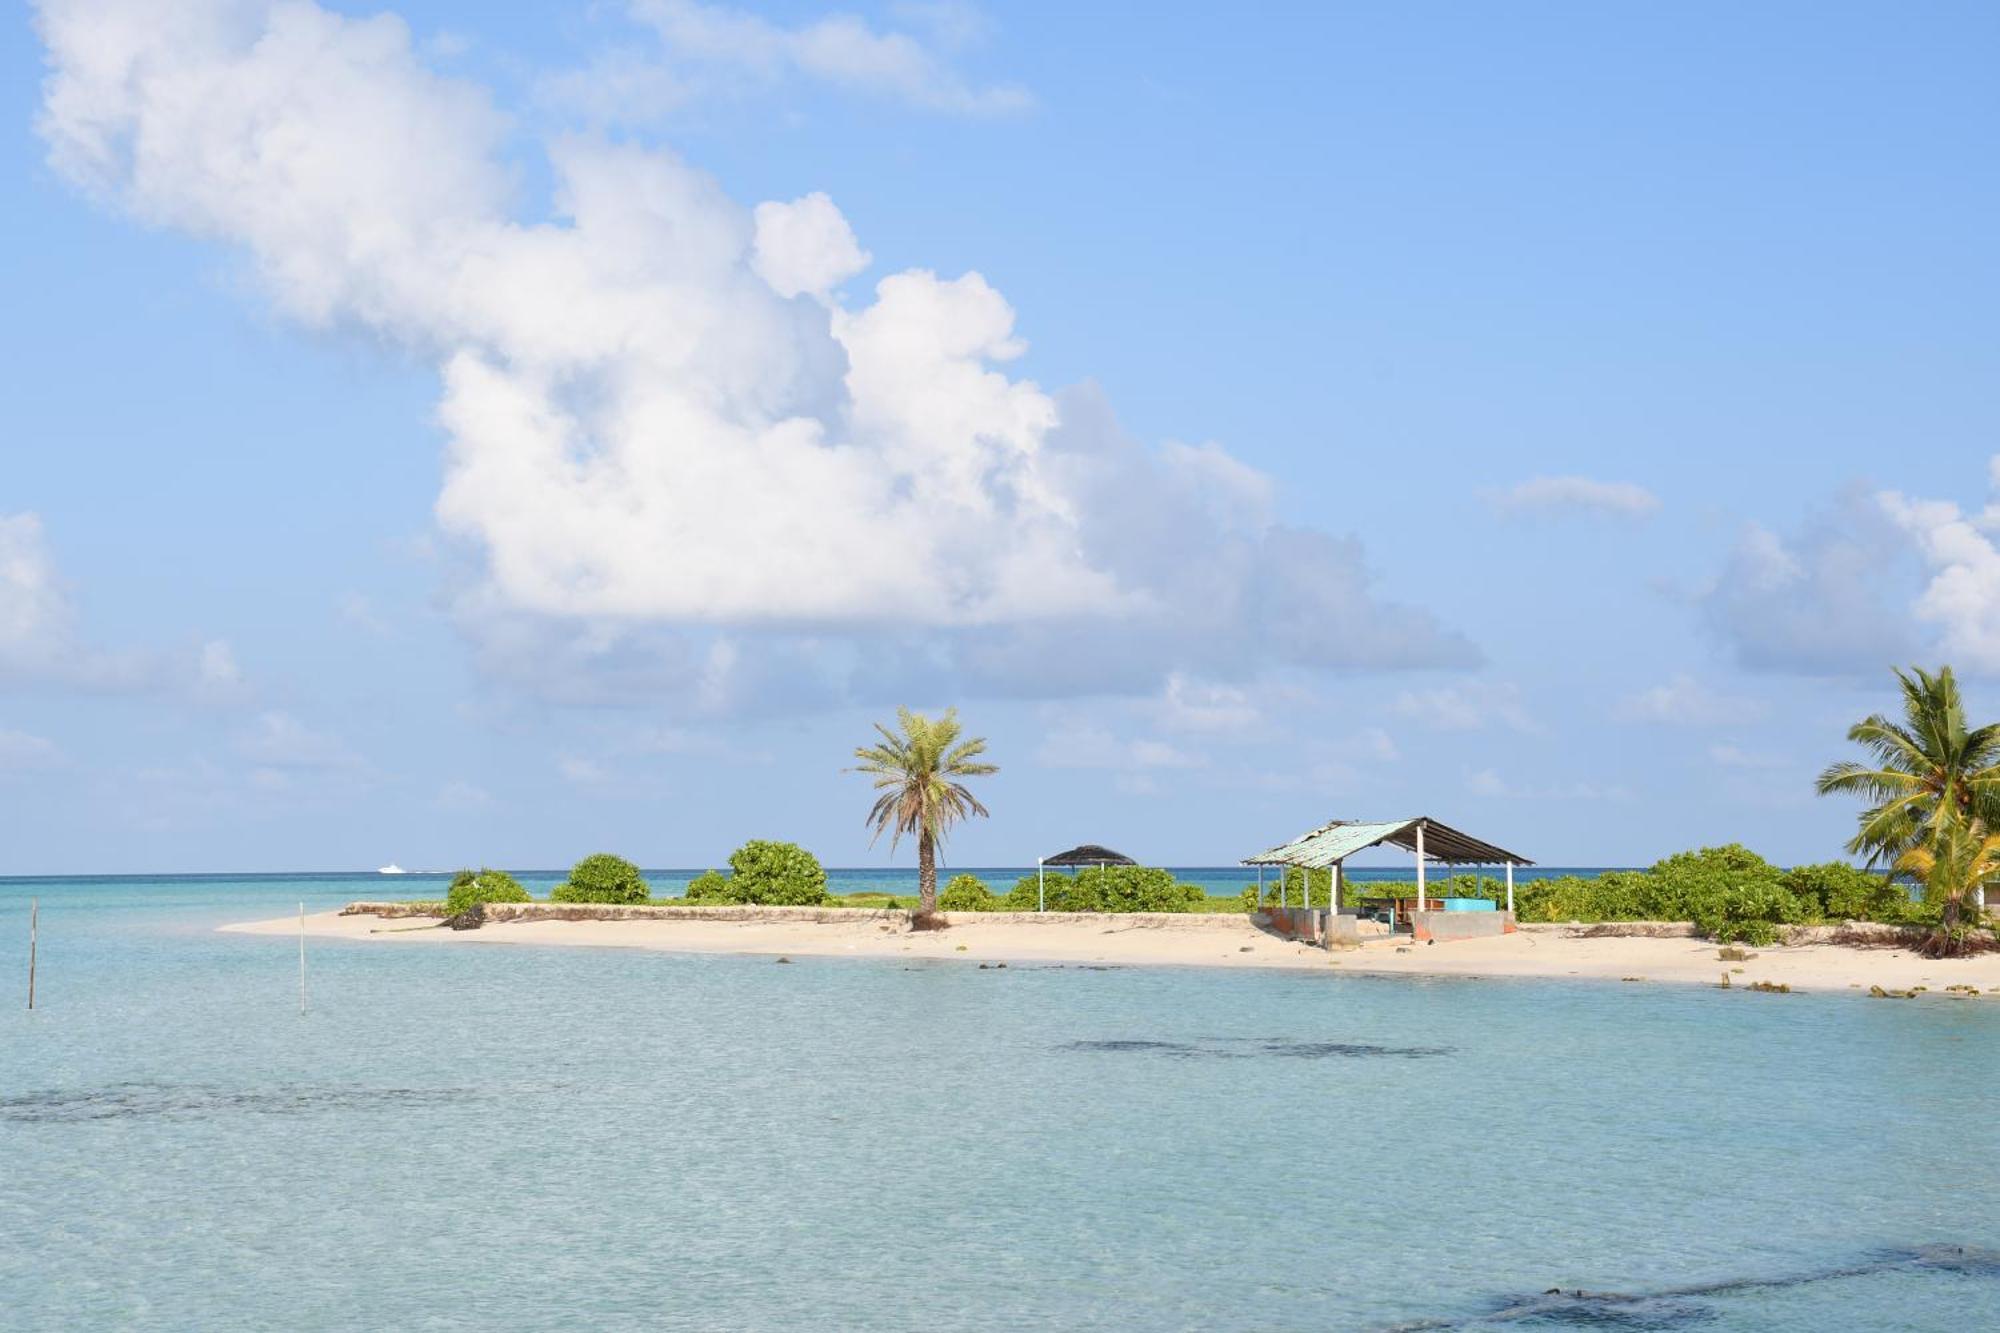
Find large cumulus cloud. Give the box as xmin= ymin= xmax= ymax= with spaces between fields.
xmin=34 ymin=0 xmax=1474 ymax=711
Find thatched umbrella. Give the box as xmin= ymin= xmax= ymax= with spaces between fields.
xmin=1037 ymin=845 xmax=1137 ymax=911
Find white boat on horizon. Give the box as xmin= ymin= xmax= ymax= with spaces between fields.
xmin=377 ymin=863 xmax=408 ymax=875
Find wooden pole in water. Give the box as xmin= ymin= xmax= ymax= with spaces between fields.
xmin=298 ymin=901 xmax=306 ymax=1014
xmin=26 ymin=899 xmax=36 ymax=1011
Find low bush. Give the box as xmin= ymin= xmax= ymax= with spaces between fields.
xmin=682 ymin=869 xmax=732 ymax=905
xmin=444 ymin=868 xmax=531 ymax=916
xmin=678 ymin=841 xmax=831 ymax=906
xmin=1780 ymin=861 xmax=1917 ymax=922
xmin=727 ymin=840 xmax=830 ymax=905
xmin=1687 ymin=880 xmax=1814 ymax=946
xmin=1002 ymin=865 xmax=1207 ymax=912
xmin=938 ymin=874 xmax=996 ymax=912
xmin=551 ymin=853 xmax=649 ymax=904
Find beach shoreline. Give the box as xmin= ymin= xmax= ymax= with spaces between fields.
xmin=221 ymin=905 xmax=2000 ymax=997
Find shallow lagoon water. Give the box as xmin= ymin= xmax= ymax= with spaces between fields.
xmin=2 ymin=874 xmax=1997 ymax=1330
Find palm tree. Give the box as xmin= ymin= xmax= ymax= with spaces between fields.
xmin=1814 ymin=666 xmax=2000 ymax=869
xmin=1892 ymin=809 xmax=2000 ymax=956
xmin=852 ymin=708 xmax=997 ymax=919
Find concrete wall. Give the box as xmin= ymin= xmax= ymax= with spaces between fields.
xmin=1261 ymin=907 xmax=1368 ymax=944
xmin=1410 ymin=910 xmax=1516 ymax=942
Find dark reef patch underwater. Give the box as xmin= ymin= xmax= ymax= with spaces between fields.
xmin=0 ymin=1080 xmax=479 ymax=1123
xmin=1060 ymin=1037 xmax=1450 ymax=1059
xmin=1384 ymin=1245 xmax=2000 ymax=1329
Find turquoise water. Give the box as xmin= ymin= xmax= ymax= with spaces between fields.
xmin=3 ymin=874 xmax=1997 ymax=1331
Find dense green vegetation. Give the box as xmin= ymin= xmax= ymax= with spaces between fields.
xmin=682 ymin=841 xmax=832 ymax=906
xmin=550 ymin=853 xmax=650 ymax=904
xmin=1815 ymin=665 xmax=2000 ymax=956
xmin=997 ymin=865 xmax=1210 ymax=913
xmin=444 ymin=868 xmax=530 ymax=916
xmin=1306 ymin=846 xmax=1928 ymax=946
xmin=938 ymin=874 xmax=997 ymax=911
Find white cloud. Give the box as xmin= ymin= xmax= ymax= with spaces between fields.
xmin=1152 ymin=673 xmax=1261 ymax=734
xmin=1700 ymin=486 xmax=1919 ymax=674
xmin=0 ymin=511 xmax=151 ymax=691
xmin=36 ymin=0 xmax=1472 ymax=711
xmin=1391 ymin=680 xmax=1537 ymax=733
xmin=1615 ymin=675 xmax=1765 ymax=726
xmin=624 ymin=0 xmax=1032 ymax=115
xmin=751 ymin=192 xmax=870 ymax=300
xmin=1489 ymin=476 xmax=1659 ymax=520
xmin=1880 ymin=467 xmax=2000 ymax=673
xmin=0 ymin=513 xmax=71 ymax=667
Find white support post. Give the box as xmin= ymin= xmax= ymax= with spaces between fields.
xmin=1505 ymin=861 xmax=1515 ymax=915
xmin=1414 ymin=821 xmax=1427 ymax=917
xmin=1332 ymin=861 xmax=1342 ymax=914
xmin=1038 ymin=859 xmax=1046 ymax=913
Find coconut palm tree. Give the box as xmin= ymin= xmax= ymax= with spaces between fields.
xmin=852 ymin=707 xmax=997 ymax=919
xmin=1814 ymin=666 xmax=2000 ymax=869
xmin=1892 ymin=809 xmax=2000 ymax=956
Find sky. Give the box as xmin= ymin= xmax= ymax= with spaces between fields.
xmin=3 ymin=0 xmax=1998 ymax=875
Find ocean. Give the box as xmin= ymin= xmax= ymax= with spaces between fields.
xmin=2 ymin=871 xmax=1996 ymax=1330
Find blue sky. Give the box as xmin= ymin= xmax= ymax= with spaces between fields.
xmin=4 ymin=0 xmax=1998 ymax=874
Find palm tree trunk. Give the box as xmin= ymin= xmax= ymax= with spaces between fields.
xmin=918 ymin=828 xmax=937 ymax=916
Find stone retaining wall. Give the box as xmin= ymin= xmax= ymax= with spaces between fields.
xmin=341 ymin=901 xmax=1258 ymax=931
xmin=1521 ymin=920 xmax=1932 ymax=946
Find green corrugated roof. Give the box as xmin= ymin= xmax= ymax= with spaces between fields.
xmin=1246 ymin=820 xmax=1413 ymax=868
xmin=1243 ymin=817 xmax=1532 ymax=868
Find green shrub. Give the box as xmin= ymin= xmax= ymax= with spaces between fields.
xmin=444 ymin=868 xmax=531 ymax=916
xmin=682 ymin=869 xmax=732 ymax=905
xmin=938 ymin=874 xmax=996 ymax=912
xmin=1689 ymin=881 xmax=1814 ymax=945
xmin=551 ymin=853 xmax=649 ymax=904
xmin=1005 ymin=871 xmax=1083 ymax=911
xmin=1780 ymin=862 xmax=1912 ymax=921
xmin=725 ymin=840 xmax=830 ymax=906
xmin=1001 ymin=866 xmax=1206 ymax=912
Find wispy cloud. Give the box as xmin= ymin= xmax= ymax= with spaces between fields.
xmin=1392 ymin=681 xmax=1537 ymax=733
xmin=1489 ymin=476 xmax=1659 ymax=520
xmin=0 ymin=728 xmax=62 ymax=772
xmin=1615 ymin=675 xmax=1765 ymax=726
xmin=233 ymin=711 xmax=364 ymax=771
xmin=1467 ymin=768 xmax=1631 ymax=802
xmin=545 ymin=0 xmax=1032 ymax=121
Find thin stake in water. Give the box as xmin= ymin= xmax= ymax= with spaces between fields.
xmin=26 ymin=898 xmax=36 ymax=1011
xmin=298 ymin=901 xmax=306 ymax=1014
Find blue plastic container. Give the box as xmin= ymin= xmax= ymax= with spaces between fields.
xmin=1439 ymin=897 xmax=1496 ymax=912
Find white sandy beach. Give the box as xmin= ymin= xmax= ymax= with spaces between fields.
xmin=222 ymin=907 xmax=2000 ymax=996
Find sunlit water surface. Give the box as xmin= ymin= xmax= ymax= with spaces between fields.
xmin=2 ymin=873 xmax=1996 ymax=1331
